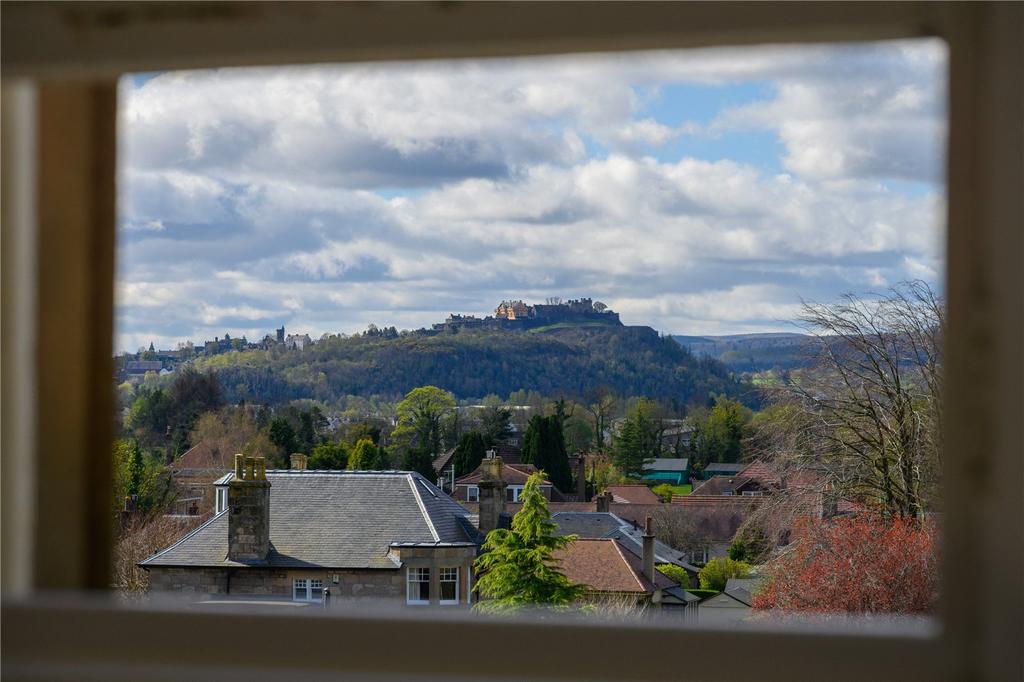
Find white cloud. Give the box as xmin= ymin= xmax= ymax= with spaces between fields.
xmin=115 ymin=40 xmax=946 ymax=350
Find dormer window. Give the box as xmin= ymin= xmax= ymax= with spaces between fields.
xmin=215 ymin=487 xmax=227 ymax=513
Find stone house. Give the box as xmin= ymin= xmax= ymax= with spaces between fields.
xmin=141 ymin=455 xmax=486 ymax=607
xmin=452 ymin=461 xmax=562 ymax=503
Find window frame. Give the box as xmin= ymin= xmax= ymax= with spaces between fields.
xmin=1 ymin=3 xmax=1021 ymax=682
xmin=439 ymin=567 xmax=459 ymax=606
xmin=406 ymin=567 xmax=430 ymax=606
xmin=465 ymin=485 xmax=479 ymax=503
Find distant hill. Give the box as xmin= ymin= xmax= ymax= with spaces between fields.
xmin=196 ymin=325 xmax=749 ymax=405
xmin=673 ymin=332 xmax=812 ymax=372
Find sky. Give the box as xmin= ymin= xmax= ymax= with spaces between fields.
xmin=116 ymin=39 xmax=947 ymax=353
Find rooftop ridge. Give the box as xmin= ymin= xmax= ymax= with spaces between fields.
xmin=406 ymin=473 xmax=440 ymax=542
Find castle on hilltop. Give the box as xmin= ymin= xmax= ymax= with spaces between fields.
xmin=432 ymin=297 xmax=621 ymax=333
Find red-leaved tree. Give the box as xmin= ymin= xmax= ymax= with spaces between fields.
xmin=753 ymin=515 xmax=939 ymax=614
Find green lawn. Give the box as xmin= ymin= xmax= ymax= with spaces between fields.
xmin=665 ymin=484 xmax=692 ymax=496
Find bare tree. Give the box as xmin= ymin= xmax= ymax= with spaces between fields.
xmin=584 ymin=386 xmax=618 ymax=453
xmin=114 ymin=514 xmax=204 ymax=598
xmin=757 ymin=281 xmax=943 ymax=520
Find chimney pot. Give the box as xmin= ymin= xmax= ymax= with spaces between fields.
xmin=290 ymin=453 xmax=308 ymax=470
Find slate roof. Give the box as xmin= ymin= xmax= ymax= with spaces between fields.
xmin=551 ymin=512 xmax=700 ymax=574
xmin=723 ymin=577 xmax=764 ymax=606
xmin=690 ymin=476 xmax=764 ymax=496
xmin=607 ymin=485 xmax=662 ymax=504
xmin=455 ymin=462 xmax=548 ymax=487
xmin=703 ymin=463 xmax=746 ymax=476
xmin=552 ymin=511 xmax=624 ymax=538
xmin=553 ymin=539 xmax=676 ymax=594
xmin=643 ymin=458 xmax=689 ymax=472
xmin=141 ymin=471 xmax=479 ymax=570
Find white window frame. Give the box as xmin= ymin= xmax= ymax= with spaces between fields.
xmin=506 ymin=485 xmax=523 ymax=502
xmin=292 ymin=578 xmax=323 ymax=603
xmin=406 ymin=567 xmax=430 ymax=605
xmin=1 ymin=5 xmax=1021 ymax=682
xmin=439 ymin=567 xmax=459 ymax=605
xmin=465 ymin=485 xmax=478 ymax=502
xmin=215 ymin=487 xmax=227 ymax=513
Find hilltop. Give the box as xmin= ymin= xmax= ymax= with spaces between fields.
xmin=196 ymin=323 xmax=747 ymax=405
xmin=673 ymin=332 xmax=811 ymax=372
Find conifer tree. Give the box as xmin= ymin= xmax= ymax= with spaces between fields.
xmin=473 ymin=472 xmax=585 ymax=613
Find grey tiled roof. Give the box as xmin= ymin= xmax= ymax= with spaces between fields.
xmin=141 ymin=471 xmax=478 ymax=570
xmin=552 ymin=512 xmax=700 ymax=574
xmin=644 ymin=458 xmax=689 ymax=472
xmin=551 ymin=511 xmax=624 ymax=538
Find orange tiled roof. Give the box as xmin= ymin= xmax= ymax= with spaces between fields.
xmin=606 ymin=485 xmax=662 ymax=504
xmin=553 ymin=538 xmax=674 ymax=594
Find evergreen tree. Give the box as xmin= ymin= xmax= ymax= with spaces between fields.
xmin=309 ymin=441 xmax=348 ymax=470
xmin=451 ymin=431 xmax=487 ymax=478
xmin=473 ymin=472 xmax=586 ymax=612
xmin=126 ymin=439 xmax=144 ymax=498
xmin=401 ymin=444 xmax=436 ymax=480
xmin=612 ymin=398 xmax=661 ymax=477
xmin=521 ymin=415 xmax=573 ymax=493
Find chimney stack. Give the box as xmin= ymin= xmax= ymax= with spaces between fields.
xmin=290 ymin=453 xmax=308 ymax=470
xmin=575 ymin=455 xmax=588 ymax=502
xmin=477 ymin=456 xmax=506 ymax=535
xmin=595 ymin=490 xmax=611 ymax=513
xmin=642 ymin=515 xmax=655 ymax=584
xmin=228 ymin=454 xmax=271 ymax=562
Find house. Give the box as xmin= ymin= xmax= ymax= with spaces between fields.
xmin=552 ymin=511 xmax=701 ymax=587
xmin=697 ymin=577 xmax=764 ymax=626
xmin=452 ymin=461 xmax=563 ymax=503
xmin=606 ymin=484 xmax=662 ymax=504
xmin=169 ymin=440 xmax=237 ymax=515
xmin=700 ymin=463 xmax=746 ymax=480
xmin=552 ymin=519 xmax=696 ymax=615
xmin=642 ymin=458 xmax=689 ymax=485
xmin=141 ymin=455 xmax=482 ymax=607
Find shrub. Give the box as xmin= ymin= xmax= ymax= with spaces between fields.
xmin=651 ymin=483 xmax=675 ymax=503
xmin=698 ymin=557 xmax=752 ymax=591
xmin=656 ymin=563 xmax=691 ymax=589
xmin=685 ymin=589 xmax=720 ymax=601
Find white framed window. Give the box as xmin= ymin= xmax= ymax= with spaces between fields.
xmin=439 ymin=567 xmax=459 ymax=605
xmin=466 ymin=485 xmax=478 ymax=502
xmin=407 ymin=567 xmax=430 ymax=605
xmin=292 ymin=578 xmax=324 ymax=602
xmin=506 ymin=485 xmax=523 ymax=502
xmin=215 ymin=487 xmax=227 ymax=513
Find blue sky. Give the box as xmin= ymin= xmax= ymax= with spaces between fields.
xmin=115 ymin=40 xmax=946 ymax=352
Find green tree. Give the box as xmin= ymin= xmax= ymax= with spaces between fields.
xmin=451 ymin=431 xmax=487 ymax=478
xmin=309 ymin=441 xmax=348 ymax=470
xmin=521 ymin=415 xmax=573 ymax=493
xmin=478 ymin=396 xmax=513 ymax=446
xmin=348 ymin=438 xmax=383 ymax=470
xmin=698 ymin=557 xmax=752 ymax=591
xmin=392 ymin=386 xmax=456 ymax=459
xmin=689 ymin=396 xmax=752 ymax=471
xmin=612 ymin=398 xmax=661 ymax=477
xmin=473 ymin=472 xmax=586 ymax=612
xmin=267 ymin=417 xmax=299 ymax=458
xmin=401 ymin=445 xmax=437 ymax=480
xmin=126 ymin=439 xmax=144 ymax=497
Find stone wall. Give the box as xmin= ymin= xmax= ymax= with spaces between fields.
xmin=147 ymin=544 xmax=477 ymax=607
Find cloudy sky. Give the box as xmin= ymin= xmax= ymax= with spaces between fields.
xmin=116 ymin=39 xmax=946 ymax=352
